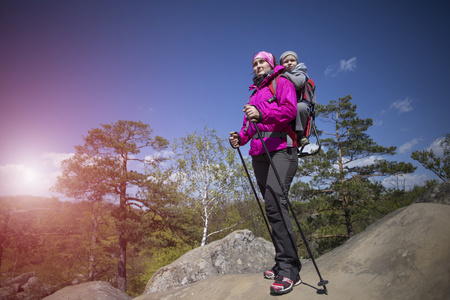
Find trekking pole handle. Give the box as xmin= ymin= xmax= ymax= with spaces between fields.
xmin=229 ymin=131 xmax=240 ymax=149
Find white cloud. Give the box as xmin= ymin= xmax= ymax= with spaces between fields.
xmin=427 ymin=137 xmax=445 ymax=157
xmin=344 ymin=155 xmax=380 ymax=168
xmin=340 ymin=57 xmax=357 ymax=72
xmin=324 ymin=57 xmax=357 ymax=77
xmin=390 ymin=98 xmax=414 ymax=114
xmin=0 ymin=164 xmax=51 ymax=196
xmin=42 ymin=152 xmax=74 ymax=168
xmin=0 ymin=152 xmax=74 ymax=197
xmin=145 ymin=150 xmax=174 ymax=163
xmin=324 ymin=65 xmax=334 ymax=77
xmin=338 ymin=156 xmax=431 ymax=190
xmin=399 ymin=138 xmax=420 ymax=154
xmin=382 ymin=173 xmax=429 ymax=190
xmin=373 ymin=119 xmax=383 ymax=127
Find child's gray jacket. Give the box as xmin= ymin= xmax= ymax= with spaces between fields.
xmin=283 ymin=63 xmax=308 ymax=91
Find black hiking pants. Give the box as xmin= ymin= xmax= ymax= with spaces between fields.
xmin=252 ymin=147 xmax=301 ymax=280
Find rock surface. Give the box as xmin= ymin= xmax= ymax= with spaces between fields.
xmin=0 ymin=272 xmax=54 ymax=300
xmin=41 ymin=181 xmax=450 ymax=300
xmin=144 ymin=229 xmax=275 ymax=293
xmin=135 ymin=203 xmax=450 ymax=300
xmin=42 ymin=281 xmax=132 ymax=300
xmin=415 ymin=179 xmax=450 ymax=205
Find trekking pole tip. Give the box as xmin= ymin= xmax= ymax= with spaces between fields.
xmin=318 ymin=279 xmax=328 ymax=286
xmin=318 ymin=279 xmax=329 ymax=295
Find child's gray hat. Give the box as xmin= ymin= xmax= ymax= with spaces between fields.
xmin=279 ymin=51 xmax=299 ymax=64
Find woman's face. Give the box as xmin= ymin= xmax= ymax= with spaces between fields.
xmin=282 ymin=55 xmax=298 ymax=72
xmin=253 ymin=58 xmax=272 ymax=76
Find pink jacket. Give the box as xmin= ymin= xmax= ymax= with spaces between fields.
xmin=239 ymin=65 xmax=297 ymax=156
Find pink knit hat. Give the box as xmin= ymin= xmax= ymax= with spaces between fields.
xmin=253 ymin=51 xmax=275 ymax=69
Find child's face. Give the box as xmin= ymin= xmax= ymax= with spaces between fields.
xmin=253 ymin=58 xmax=272 ymax=76
xmin=282 ymin=55 xmax=298 ymax=72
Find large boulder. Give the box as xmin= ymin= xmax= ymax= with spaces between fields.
xmin=0 ymin=272 xmax=53 ymax=300
xmin=136 ymin=202 xmax=450 ymax=300
xmin=42 ymin=281 xmax=132 ymax=300
xmin=143 ymin=229 xmax=275 ymax=294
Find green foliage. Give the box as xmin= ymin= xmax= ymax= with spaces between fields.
xmin=0 ymin=195 xmax=195 ymax=296
xmin=0 ymin=196 xmax=118 ymax=290
xmin=171 ymin=126 xmax=246 ymax=246
xmin=291 ymin=95 xmax=417 ymax=255
xmin=53 ymin=120 xmax=173 ymax=292
xmin=375 ymin=180 xmax=439 ymax=216
xmin=0 ymin=119 xmax=439 ymax=297
xmin=411 ymin=133 xmax=450 ymax=181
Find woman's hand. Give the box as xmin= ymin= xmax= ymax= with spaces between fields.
xmin=243 ymin=105 xmax=262 ymax=123
xmin=229 ymin=132 xmax=240 ymax=148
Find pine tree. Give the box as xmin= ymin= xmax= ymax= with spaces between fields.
xmin=54 ymin=120 xmax=169 ymax=292
xmin=293 ymin=95 xmax=415 ymax=253
xmin=411 ymin=133 xmax=449 ymax=181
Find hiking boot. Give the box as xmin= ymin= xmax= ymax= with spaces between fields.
xmin=263 ymin=265 xmax=278 ymax=280
xmin=299 ymin=137 xmax=310 ymax=147
xmin=264 ymin=269 xmax=276 ymax=280
xmin=295 ymin=275 xmax=302 ymax=286
xmin=270 ymin=275 xmax=301 ymax=295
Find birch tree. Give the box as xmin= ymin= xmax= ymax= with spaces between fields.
xmin=171 ymin=126 xmax=241 ymax=246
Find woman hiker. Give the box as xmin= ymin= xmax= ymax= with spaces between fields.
xmin=229 ymin=51 xmax=301 ymax=295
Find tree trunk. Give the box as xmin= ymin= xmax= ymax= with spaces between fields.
xmin=88 ymin=205 xmax=99 ymax=281
xmin=0 ymin=212 xmax=11 ymax=271
xmin=87 ymin=235 xmax=96 ymax=281
xmin=117 ymin=159 xmax=128 ymax=292
xmin=117 ymin=232 xmax=127 ymax=292
xmin=344 ymin=200 xmax=354 ymax=237
xmin=336 ymin=107 xmax=354 ymax=237
xmin=201 ymin=205 xmax=208 ymax=246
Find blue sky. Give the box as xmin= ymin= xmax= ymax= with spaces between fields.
xmin=1 ymin=0 xmax=449 ymax=197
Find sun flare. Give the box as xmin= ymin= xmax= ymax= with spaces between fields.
xmin=23 ymin=167 xmax=38 ymax=184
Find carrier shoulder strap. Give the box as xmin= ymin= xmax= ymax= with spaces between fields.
xmin=269 ymin=74 xmax=280 ymax=95
xmin=268 ymin=74 xmax=281 ymax=103
xmin=301 ymin=78 xmax=316 ymax=104
xmin=270 ymin=74 xmax=316 ymax=104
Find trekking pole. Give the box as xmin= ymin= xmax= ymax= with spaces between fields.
xmin=253 ymin=123 xmax=329 ymax=293
xmin=235 ymin=132 xmax=299 ymax=278
xmin=235 ymin=146 xmax=275 ymax=245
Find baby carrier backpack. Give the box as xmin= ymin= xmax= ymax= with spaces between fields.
xmin=269 ymin=75 xmax=321 ymax=157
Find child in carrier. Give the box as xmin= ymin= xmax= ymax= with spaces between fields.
xmin=279 ymin=51 xmax=311 ymax=147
